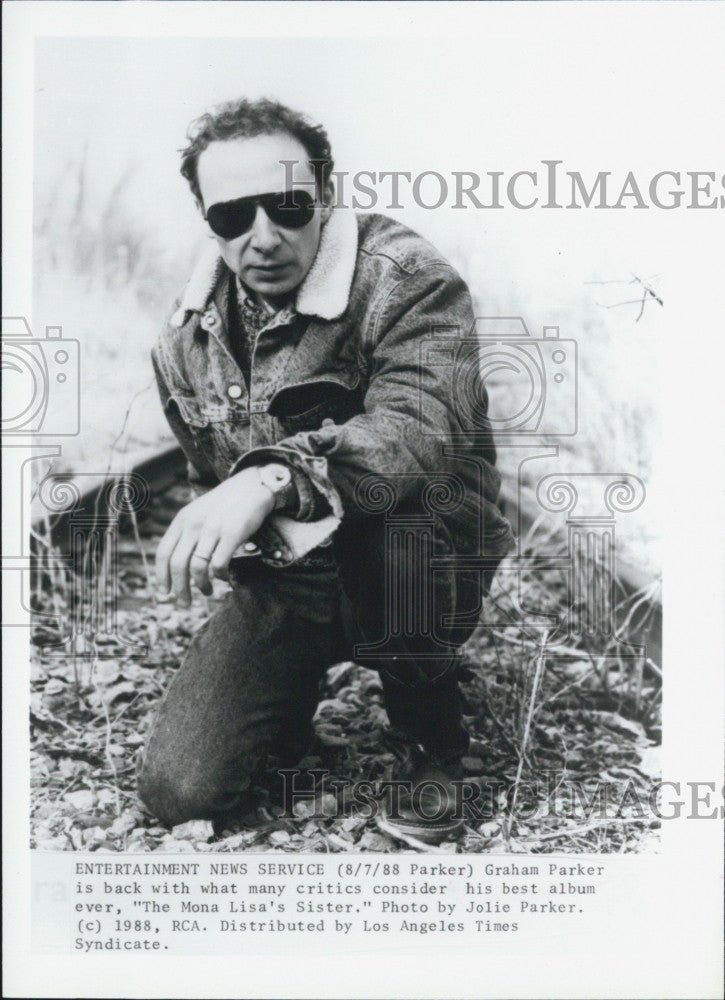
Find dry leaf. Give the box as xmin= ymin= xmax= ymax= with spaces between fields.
xmin=63 ymin=789 xmax=98 ymax=811
xmin=171 ymin=819 xmax=213 ymax=842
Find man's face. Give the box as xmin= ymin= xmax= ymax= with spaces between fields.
xmin=196 ymin=134 xmax=330 ymax=304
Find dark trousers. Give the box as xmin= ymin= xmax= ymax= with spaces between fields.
xmin=138 ymin=521 xmax=482 ymax=827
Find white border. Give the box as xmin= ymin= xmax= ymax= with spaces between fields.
xmin=4 ymin=3 xmax=724 ymax=998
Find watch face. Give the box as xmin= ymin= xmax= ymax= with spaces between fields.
xmin=259 ymin=464 xmax=293 ymax=511
xmin=265 ymin=464 xmax=291 ymax=492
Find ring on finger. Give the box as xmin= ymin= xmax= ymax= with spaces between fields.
xmin=191 ymin=552 xmax=212 ymax=563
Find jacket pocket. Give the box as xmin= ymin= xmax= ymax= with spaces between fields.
xmin=268 ymin=373 xmax=364 ymax=434
xmin=167 ymin=393 xmax=250 ymax=476
xmin=167 ymin=393 xmax=210 ymax=429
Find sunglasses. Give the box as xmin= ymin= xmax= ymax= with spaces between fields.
xmin=205 ymin=190 xmax=316 ymax=240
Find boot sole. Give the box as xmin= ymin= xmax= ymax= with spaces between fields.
xmin=376 ymin=813 xmax=464 ymax=846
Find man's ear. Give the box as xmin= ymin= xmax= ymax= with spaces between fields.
xmin=319 ymin=180 xmax=335 ymax=224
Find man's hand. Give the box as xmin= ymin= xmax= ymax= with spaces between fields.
xmin=155 ymin=467 xmax=276 ymax=606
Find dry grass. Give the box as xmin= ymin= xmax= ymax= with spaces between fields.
xmin=33 ymin=158 xmax=195 ymax=476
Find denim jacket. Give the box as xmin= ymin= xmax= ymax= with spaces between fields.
xmin=152 ymin=210 xmax=514 ymax=570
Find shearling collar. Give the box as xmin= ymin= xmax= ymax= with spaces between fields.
xmin=170 ymin=207 xmax=358 ymax=328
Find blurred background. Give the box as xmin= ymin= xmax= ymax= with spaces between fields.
xmin=32 ymin=34 xmax=665 ymax=575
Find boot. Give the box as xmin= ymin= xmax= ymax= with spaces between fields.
xmin=376 ymin=727 xmax=465 ymax=845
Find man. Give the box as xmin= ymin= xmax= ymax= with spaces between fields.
xmin=138 ymin=98 xmax=513 ymax=844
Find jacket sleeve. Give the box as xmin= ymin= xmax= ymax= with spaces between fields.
xmin=231 ymin=262 xmax=499 ymax=521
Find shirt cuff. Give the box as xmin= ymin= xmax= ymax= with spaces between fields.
xmin=287 ymin=466 xmax=331 ymax=521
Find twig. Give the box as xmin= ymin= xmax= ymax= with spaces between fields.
xmin=631 ymin=272 xmax=663 ymax=307
xmin=91 ymin=646 xmax=122 ymax=817
xmin=105 ymin=380 xmax=155 ymax=474
xmin=127 ymin=500 xmax=153 ymax=595
xmin=588 ymin=273 xmax=663 ymax=321
xmin=503 ymin=631 xmax=550 ymax=842
xmin=615 ymin=580 xmax=660 ymax=636
xmin=30 ymin=707 xmax=82 ymax=735
xmin=494 ymin=631 xmax=587 ymax=659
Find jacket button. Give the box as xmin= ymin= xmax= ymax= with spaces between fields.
xmin=227 ymin=384 xmax=243 ymax=399
xmin=321 ymin=418 xmax=335 ymax=427
xmin=200 ymin=310 xmax=220 ymax=331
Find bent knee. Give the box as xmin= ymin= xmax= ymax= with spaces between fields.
xmin=137 ymin=756 xmax=249 ymax=828
xmin=137 ymin=759 xmax=204 ymax=827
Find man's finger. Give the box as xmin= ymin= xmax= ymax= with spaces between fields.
xmin=169 ymin=532 xmax=199 ymax=607
xmin=190 ymin=530 xmax=218 ymax=595
xmin=209 ymin=526 xmax=250 ymax=582
xmin=155 ymin=519 xmax=183 ymax=595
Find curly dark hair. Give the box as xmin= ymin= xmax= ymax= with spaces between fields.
xmin=180 ymin=97 xmax=334 ymax=205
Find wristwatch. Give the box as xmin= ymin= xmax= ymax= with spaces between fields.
xmin=256 ymin=463 xmax=296 ymax=512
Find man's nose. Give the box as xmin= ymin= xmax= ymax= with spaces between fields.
xmin=249 ymin=205 xmax=281 ymax=252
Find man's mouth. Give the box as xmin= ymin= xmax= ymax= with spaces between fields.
xmin=249 ymin=262 xmax=290 ymax=275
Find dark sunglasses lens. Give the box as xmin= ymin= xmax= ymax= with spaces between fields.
xmin=206 ymin=200 xmax=256 ymax=240
xmin=206 ymin=191 xmax=315 ymax=238
xmin=263 ymin=191 xmax=315 ymax=229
